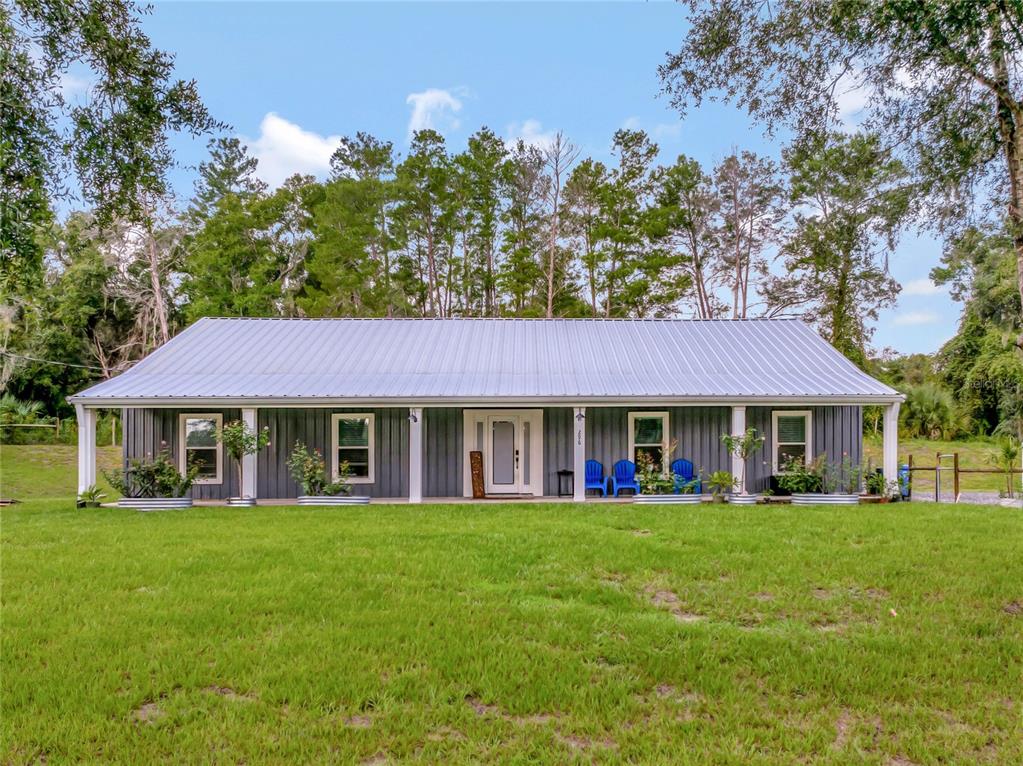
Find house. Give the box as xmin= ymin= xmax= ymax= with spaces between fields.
xmin=69 ymin=317 xmax=903 ymax=502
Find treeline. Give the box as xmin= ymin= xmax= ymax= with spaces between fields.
xmin=5 ymin=126 xmax=914 ymax=414
xmin=872 ymin=227 xmax=1023 ymax=441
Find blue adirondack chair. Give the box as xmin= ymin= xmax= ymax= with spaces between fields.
xmin=671 ymin=458 xmax=702 ymax=495
xmin=584 ymin=460 xmax=607 ymax=496
xmin=610 ymin=459 xmax=641 ymax=497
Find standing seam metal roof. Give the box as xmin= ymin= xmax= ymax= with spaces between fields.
xmin=69 ymin=317 xmax=902 ymax=403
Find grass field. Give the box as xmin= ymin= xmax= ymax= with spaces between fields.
xmin=1 ymin=444 xmax=122 ymax=500
xmin=4 ymin=497 xmax=1022 ymax=763
xmin=865 ymin=436 xmax=1018 ymax=496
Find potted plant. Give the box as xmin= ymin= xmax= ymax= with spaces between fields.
xmin=634 ymin=442 xmax=701 ymax=504
xmin=776 ymin=454 xmax=824 ymax=504
xmin=780 ymin=454 xmax=861 ymax=505
xmin=861 ymin=461 xmax=900 ymax=503
xmin=76 ymin=484 xmax=106 ymax=508
xmin=706 ymin=470 xmax=737 ymax=503
xmin=104 ymin=450 xmax=199 ymax=511
xmin=286 ymin=441 xmax=369 ymax=506
xmin=219 ymin=419 xmax=271 ymax=506
xmin=721 ymin=428 xmax=765 ymax=505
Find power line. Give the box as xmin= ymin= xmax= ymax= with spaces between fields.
xmin=0 ymin=351 xmax=107 ymax=372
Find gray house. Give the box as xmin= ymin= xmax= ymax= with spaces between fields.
xmin=70 ymin=317 xmax=903 ymax=502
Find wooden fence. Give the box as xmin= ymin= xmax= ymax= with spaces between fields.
xmin=905 ymin=452 xmax=1022 ymax=503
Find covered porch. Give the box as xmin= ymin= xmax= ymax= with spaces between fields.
xmin=75 ymin=400 xmax=902 ymax=504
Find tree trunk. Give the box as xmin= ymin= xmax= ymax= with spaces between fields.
xmin=146 ymin=226 xmax=170 ymax=346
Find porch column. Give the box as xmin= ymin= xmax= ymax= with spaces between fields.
xmin=730 ymin=405 xmax=746 ymax=493
xmin=241 ymin=408 xmax=258 ymax=499
xmin=883 ymin=401 xmax=901 ymax=486
xmin=408 ymin=407 xmax=423 ymax=503
xmin=573 ymin=407 xmax=586 ymax=502
xmin=75 ymin=404 xmax=97 ymax=495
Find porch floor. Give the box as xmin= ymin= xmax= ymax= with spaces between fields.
xmin=191 ymin=495 xmax=638 ymax=506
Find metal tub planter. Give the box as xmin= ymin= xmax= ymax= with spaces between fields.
xmin=118 ymin=497 xmax=193 ymax=511
xmin=226 ymin=497 xmax=257 ymax=507
xmin=634 ymin=494 xmax=702 ymax=505
xmin=297 ymin=495 xmax=370 ymax=506
xmin=791 ymin=493 xmax=859 ymax=506
xmin=727 ymin=494 xmax=759 ymax=505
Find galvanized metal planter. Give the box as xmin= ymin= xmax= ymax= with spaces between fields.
xmin=791 ymin=493 xmax=859 ymax=506
xmin=118 ymin=497 xmax=193 ymax=511
xmin=226 ymin=497 xmax=257 ymax=507
xmin=296 ymin=495 xmax=371 ymax=506
xmin=727 ymin=494 xmax=759 ymax=505
xmin=634 ymin=494 xmax=702 ymax=505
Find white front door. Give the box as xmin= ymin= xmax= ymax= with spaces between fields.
xmin=486 ymin=415 xmax=522 ymax=494
xmin=464 ymin=410 xmax=543 ymax=496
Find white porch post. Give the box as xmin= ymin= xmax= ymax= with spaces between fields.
xmin=241 ymin=408 xmax=258 ymax=499
xmin=573 ymin=407 xmax=586 ymax=502
xmin=730 ymin=405 xmax=747 ymax=494
xmin=409 ymin=407 xmax=423 ymax=503
xmin=883 ymin=401 xmax=901 ymax=486
xmin=75 ymin=404 xmax=97 ymax=495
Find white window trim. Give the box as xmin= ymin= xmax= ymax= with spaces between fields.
xmin=331 ymin=413 xmax=375 ymax=484
xmin=627 ymin=411 xmax=669 ymax=471
xmin=178 ymin=413 xmax=223 ymax=485
xmin=772 ymin=410 xmax=812 ymax=474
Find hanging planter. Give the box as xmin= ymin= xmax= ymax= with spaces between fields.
xmin=297 ymin=495 xmax=370 ymax=506
xmin=634 ymin=494 xmax=702 ymax=505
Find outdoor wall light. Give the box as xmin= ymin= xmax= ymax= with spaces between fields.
xmin=408 ymin=411 xmax=418 ymax=423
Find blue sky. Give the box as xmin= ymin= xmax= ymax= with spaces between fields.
xmin=118 ymin=1 xmax=957 ymax=354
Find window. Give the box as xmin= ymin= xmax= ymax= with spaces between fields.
xmin=628 ymin=412 xmax=669 ymax=470
xmin=772 ymin=411 xmax=812 ymax=473
xmin=331 ymin=413 xmax=374 ymax=483
xmin=179 ymin=413 xmax=222 ymax=484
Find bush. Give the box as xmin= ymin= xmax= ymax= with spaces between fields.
xmin=901 ymin=383 xmax=967 ymax=440
xmin=103 ymin=450 xmax=198 ymax=498
xmin=285 ymin=441 xmax=351 ymax=497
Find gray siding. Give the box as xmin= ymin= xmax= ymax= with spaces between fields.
xmin=123 ymin=408 xmax=241 ymax=500
xmin=123 ymin=404 xmax=862 ymax=499
xmin=745 ymin=406 xmax=863 ymax=492
xmin=424 ymin=408 xmax=462 ymax=497
xmin=257 ymin=408 xmax=409 ymax=498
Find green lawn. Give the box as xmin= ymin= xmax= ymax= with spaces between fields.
xmin=1 ymin=444 xmax=122 ymax=500
xmin=4 ymin=495 xmax=1021 ymax=764
xmin=864 ymin=436 xmax=1017 ymax=495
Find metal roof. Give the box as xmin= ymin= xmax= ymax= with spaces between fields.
xmin=69 ymin=317 xmax=902 ymax=405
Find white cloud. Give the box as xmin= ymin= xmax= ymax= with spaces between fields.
xmin=892 ymin=310 xmax=940 ymax=327
xmin=833 ymin=67 xmax=870 ymax=130
xmin=59 ymin=72 xmax=91 ymax=99
xmin=406 ymin=88 xmax=463 ymax=140
xmin=241 ymin=113 xmax=342 ymax=188
xmin=505 ymin=119 xmax=557 ymax=150
xmin=620 ymin=115 xmax=681 ymax=140
xmin=622 ymin=115 xmax=642 ymax=130
xmin=902 ymin=278 xmax=943 ymax=296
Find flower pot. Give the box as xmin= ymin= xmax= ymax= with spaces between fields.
xmin=727 ymin=494 xmax=758 ymax=505
xmin=634 ymin=494 xmax=702 ymax=505
xmin=226 ymin=497 xmax=257 ymax=507
xmin=118 ymin=497 xmax=193 ymax=511
xmin=791 ymin=493 xmax=859 ymax=506
xmin=76 ymin=500 xmax=101 ymax=509
xmin=296 ymin=495 xmax=370 ymax=506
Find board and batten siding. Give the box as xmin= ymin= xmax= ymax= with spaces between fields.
xmin=744 ymin=406 xmax=863 ymax=492
xmin=122 ymin=408 xmax=241 ymax=500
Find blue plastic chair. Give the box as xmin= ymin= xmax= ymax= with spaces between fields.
xmin=670 ymin=459 xmax=702 ymax=495
xmin=610 ymin=460 xmax=641 ymax=497
xmin=584 ymin=460 xmax=606 ymax=496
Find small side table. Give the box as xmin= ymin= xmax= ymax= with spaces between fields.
xmin=556 ymin=469 xmax=574 ymax=497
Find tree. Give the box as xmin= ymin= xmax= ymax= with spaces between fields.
xmin=660 ymin=0 xmax=1023 ymax=345
xmin=764 ymin=132 xmax=907 ymax=366
xmin=1 ymin=0 xmax=219 ymax=292
xmin=649 ymin=155 xmax=721 ymax=319
xmin=563 ymin=159 xmax=609 ymax=317
xmin=456 ymin=128 xmax=507 ymax=316
xmin=188 ymin=138 xmax=267 ymax=226
xmin=713 ymin=151 xmax=784 ymax=319
xmin=541 ymin=132 xmax=580 ymax=318
xmin=499 ymin=141 xmax=548 ymax=315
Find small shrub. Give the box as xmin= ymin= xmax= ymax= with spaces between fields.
xmin=285 ymin=441 xmax=351 ymax=497
xmin=103 ymin=450 xmax=199 ymax=498
xmin=706 ymin=470 xmax=737 ymax=501
xmin=776 ymin=455 xmax=824 ymax=494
